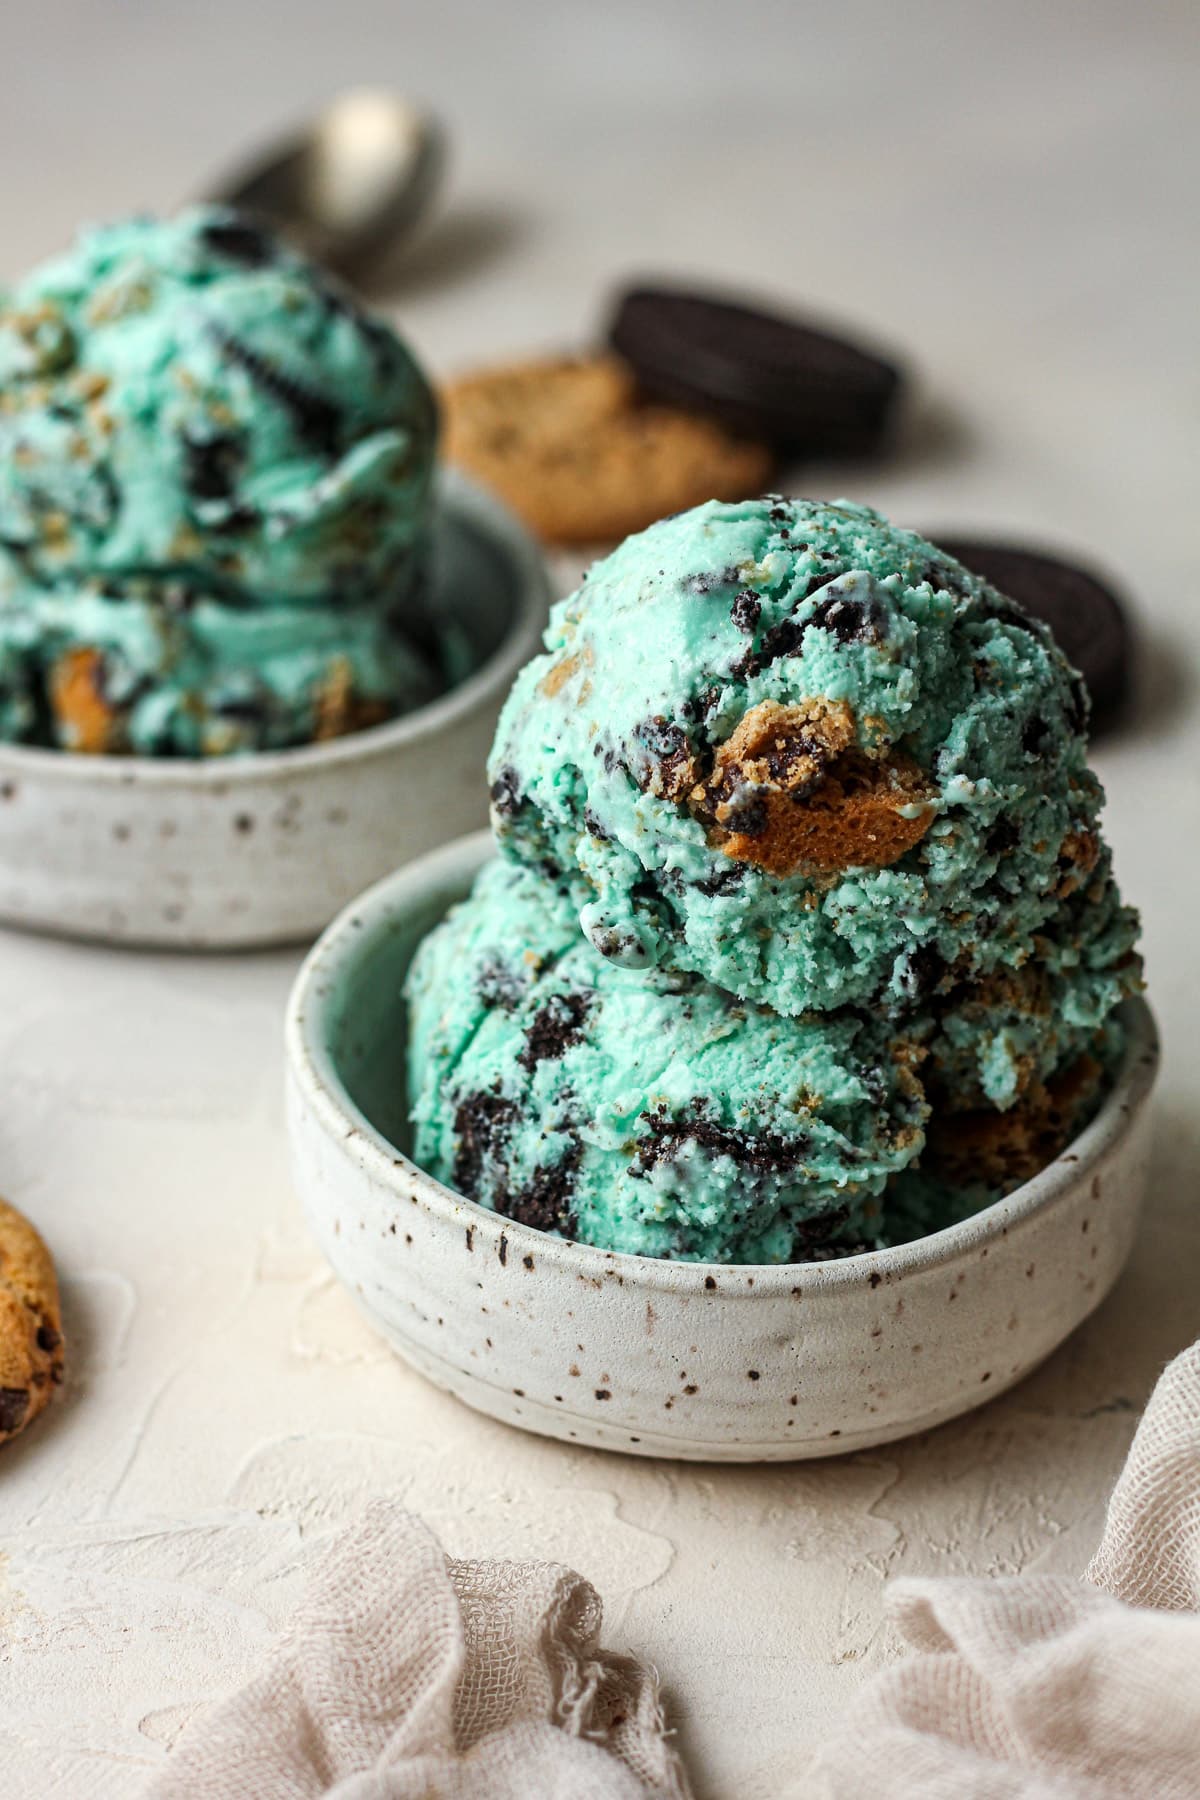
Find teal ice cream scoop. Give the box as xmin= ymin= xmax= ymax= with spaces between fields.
xmin=406 ymin=858 xmax=930 ymax=1263
xmin=488 ymin=496 xmax=1136 ymax=1021
xmin=399 ymin=493 xmax=1144 ymax=1264
xmin=0 ymin=208 xmax=440 ymax=754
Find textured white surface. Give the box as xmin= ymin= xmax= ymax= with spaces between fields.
xmin=1 ymin=2 xmax=1198 ymax=1795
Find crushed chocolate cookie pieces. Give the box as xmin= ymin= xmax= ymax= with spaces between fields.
xmin=731 ymin=590 xmax=762 ymax=634
xmin=199 ymin=216 xmax=279 ymax=266
xmin=451 ymin=1092 xmax=519 ymax=1200
xmin=804 ymin=586 xmax=886 ymax=644
xmin=208 ymin=326 xmax=343 ymax=457
xmin=182 ymin=429 xmax=245 ymax=504
xmin=489 ymin=765 xmax=524 ymax=818
xmin=476 ymin=957 xmax=528 ymax=1013
xmin=636 ymin=1101 xmax=811 ymax=1177
xmin=518 ymin=991 xmax=593 ymax=1071
xmin=503 ymin=1140 xmax=582 ymax=1236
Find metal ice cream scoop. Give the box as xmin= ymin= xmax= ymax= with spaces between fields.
xmin=205 ymin=89 xmax=446 ymax=282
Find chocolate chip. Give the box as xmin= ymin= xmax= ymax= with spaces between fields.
xmin=35 ymin=1320 xmax=61 ymax=1354
xmin=0 ymin=1387 xmax=29 ymax=1434
xmin=519 ymin=992 xmax=592 ymax=1071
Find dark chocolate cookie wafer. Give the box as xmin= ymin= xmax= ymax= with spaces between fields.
xmin=609 ymin=285 xmax=904 ymax=457
xmin=933 ymin=539 xmax=1133 ymax=732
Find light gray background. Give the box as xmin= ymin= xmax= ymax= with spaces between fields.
xmin=1 ymin=4 xmax=1198 ymax=1795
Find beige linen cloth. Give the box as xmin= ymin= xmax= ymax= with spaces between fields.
xmin=811 ymin=1339 xmax=1200 ymax=1797
xmin=143 ymin=1502 xmax=691 ymax=1800
xmin=147 ymin=1341 xmax=1200 ymax=1799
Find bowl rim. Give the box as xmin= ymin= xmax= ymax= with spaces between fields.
xmin=285 ymin=829 xmax=1159 ymax=1294
xmin=0 ymin=468 xmax=549 ymax=789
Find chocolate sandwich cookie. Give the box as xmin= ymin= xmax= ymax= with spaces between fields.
xmin=0 ymin=1196 xmax=65 ymax=1446
xmin=932 ymin=540 xmax=1134 ymax=732
xmin=609 ymin=285 xmax=904 ymax=457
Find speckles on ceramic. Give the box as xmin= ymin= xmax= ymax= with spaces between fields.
xmin=0 ymin=473 xmax=549 ymax=948
xmin=285 ymin=832 xmax=1160 ymax=1461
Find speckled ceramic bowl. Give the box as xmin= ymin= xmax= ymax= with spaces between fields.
xmin=0 ymin=472 xmax=549 ymax=949
xmin=285 ymin=831 xmax=1159 ymax=1462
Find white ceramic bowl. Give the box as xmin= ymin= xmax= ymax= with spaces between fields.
xmin=285 ymin=831 xmax=1159 ymax=1462
xmin=0 ymin=472 xmax=549 ymax=949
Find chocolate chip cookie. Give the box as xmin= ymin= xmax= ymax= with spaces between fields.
xmin=0 ymin=1196 xmax=64 ymax=1446
xmin=441 ymin=354 xmax=773 ymax=544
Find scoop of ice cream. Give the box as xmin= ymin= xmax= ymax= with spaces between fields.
xmin=0 ymin=208 xmax=440 ymax=753
xmin=919 ymin=859 xmax=1136 ymax=1114
xmin=405 ymin=858 xmax=929 ymax=1263
xmin=489 ymin=496 xmax=1133 ymax=1018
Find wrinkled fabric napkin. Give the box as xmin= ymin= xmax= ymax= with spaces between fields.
xmin=146 ymin=1342 xmax=1200 ymax=1799
xmin=811 ymin=1340 xmax=1200 ymax=1797
xmin=143 ymin=1504 xmax=692 ymax=1800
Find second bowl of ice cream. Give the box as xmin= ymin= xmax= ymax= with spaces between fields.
xmin=0 ymin=209 xmax=549 ymax=945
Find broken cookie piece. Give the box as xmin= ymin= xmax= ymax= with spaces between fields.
xmin=691 ymin=698 xmax=934 ymax=876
